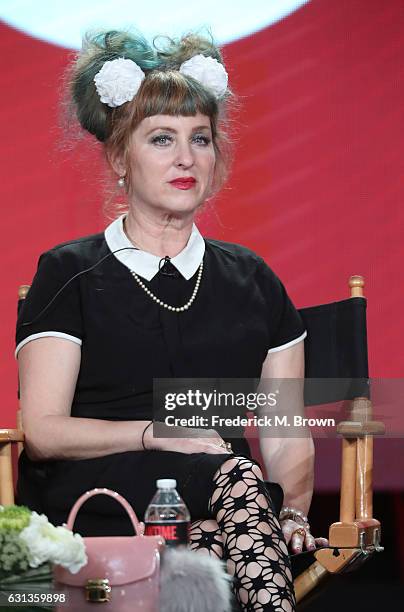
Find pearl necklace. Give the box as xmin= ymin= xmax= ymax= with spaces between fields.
xmin=130 ymin=261 xmax=203 ymax=312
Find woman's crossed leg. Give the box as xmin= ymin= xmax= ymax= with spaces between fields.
xmin=189 ymin=456 xmax=295 ymax=612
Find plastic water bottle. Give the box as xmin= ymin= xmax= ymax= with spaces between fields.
xmin=144 ymin=479 xmax=190 ymax=547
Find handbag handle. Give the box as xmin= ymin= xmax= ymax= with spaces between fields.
xmin=65 ymin=488 xmax=145 ymax=535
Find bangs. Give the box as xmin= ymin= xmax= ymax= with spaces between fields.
xmin=130 ymin=71 xmax=218 ymax=134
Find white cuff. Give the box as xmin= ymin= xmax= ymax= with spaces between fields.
xmin=15 ymin=332 xmax=82 ymax=358
xmin=267 ymin=330 xmax=307 ymax=354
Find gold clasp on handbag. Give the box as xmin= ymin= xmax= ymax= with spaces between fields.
xmin=85 ymin=578 xmax=111 ymax=603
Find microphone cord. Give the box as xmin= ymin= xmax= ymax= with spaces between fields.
xmin=20 ymin=247 xmax=170 ymax=327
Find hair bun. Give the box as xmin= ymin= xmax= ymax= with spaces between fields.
xmin=69 ymin=30 xmax=158 ymax=141
xmin=154 ymin=31 xmax=224 ymax=68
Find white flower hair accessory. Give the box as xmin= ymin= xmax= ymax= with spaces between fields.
xmin=94 ymin=57 xmax=145 ymax=108
xmin=93 ymin=53 xmax=228 ymax=108
xmin=179 ymin=54 xmax=228 ymax=98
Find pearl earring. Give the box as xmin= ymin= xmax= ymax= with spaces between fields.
xmin=118 ymin=176 xmax=125 ymax=187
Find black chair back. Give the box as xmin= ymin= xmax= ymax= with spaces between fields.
xmin=299 ymin=297 xmax=369 ymax=405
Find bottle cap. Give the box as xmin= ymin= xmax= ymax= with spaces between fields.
xmin=156 ymin=479 xmax=177 ymax=489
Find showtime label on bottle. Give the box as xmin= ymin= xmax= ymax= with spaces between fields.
xmin=145 ymin=521 xmax=190 ymax=547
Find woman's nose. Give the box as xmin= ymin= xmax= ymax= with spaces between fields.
xmin=174 ymin=141 xmax=194 ymax=168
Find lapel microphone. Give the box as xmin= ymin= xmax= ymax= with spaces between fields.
xmin=158 ymin=255 xmax=179 ymax=277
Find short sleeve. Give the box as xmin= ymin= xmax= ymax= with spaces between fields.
xmin=257 ymin=259 xmax=307 ymax=354
xmin=15 ymin=249 xmax=83 ymax=357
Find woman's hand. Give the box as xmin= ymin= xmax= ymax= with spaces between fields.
xmin=281 ymin=518 xmax=328 ymax=554
xmin=144 ymin=423 xmax=232 ymax=455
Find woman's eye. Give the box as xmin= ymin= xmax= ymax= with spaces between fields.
xmin=150 ymin=133 xmax=211 ymax=146
xmin=192 ymin=134 xmax=211 ymax=145
xmin=151 ymin=134 xmax=173 ymax=146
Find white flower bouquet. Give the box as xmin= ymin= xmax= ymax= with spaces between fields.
xmin=0 ymin=505 xmax=87 ymax=606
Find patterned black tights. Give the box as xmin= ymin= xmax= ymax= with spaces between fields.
xmin=189 ymin=457 xmax=295 ymax=612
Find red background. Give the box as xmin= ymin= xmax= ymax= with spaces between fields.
xmin=1 ymin=0 xmax=403 ymax=490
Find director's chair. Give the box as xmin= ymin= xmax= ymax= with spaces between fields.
xmin=291 ymin=276 xmax=384 ymax=604
xmin=0 ymin=277 xmax=384 ymax=607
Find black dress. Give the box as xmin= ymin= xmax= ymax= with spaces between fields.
xmin=15 ymin=216 xmax=306 ymax=536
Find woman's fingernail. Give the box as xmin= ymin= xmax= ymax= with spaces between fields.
xmin=308 ymin=544 xmax=316 ymax=550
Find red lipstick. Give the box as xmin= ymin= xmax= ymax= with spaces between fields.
xmin=169 ymin=177 xmax=196 ymax=190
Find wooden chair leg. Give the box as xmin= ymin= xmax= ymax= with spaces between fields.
xmin=0 ymin=440 xmax=15 ymax=505
xmin=16 ymin=409 xmax=23 ymax=458
xmin=0 ymin=429 xmax=25 ymax=506
xmin=340 ymin=437 xmax=357 ymax=522
xmin=356 ymin=435 xmax=373 ymax=519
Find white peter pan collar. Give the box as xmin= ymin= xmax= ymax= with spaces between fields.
xmin=104 ymin=215 xmax=205 ymax=281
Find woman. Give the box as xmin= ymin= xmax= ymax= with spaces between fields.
xmin=16 ymin=30 xmax=324 ymax=611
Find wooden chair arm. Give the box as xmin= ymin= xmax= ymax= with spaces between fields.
xmin=0 ymin=429 xmax=24 ymax=442
xmin=295 ymin=518 xmax=382 ymax=603
xmin=337 ymin=421 xmax=385 ymax=436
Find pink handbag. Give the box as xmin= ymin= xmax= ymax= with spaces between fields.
xmin=53 ymin=488 xmax=165 ymax=612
